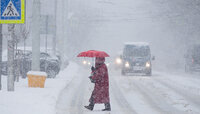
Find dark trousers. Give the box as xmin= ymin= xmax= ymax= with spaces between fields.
xmin=89 ymin=96 xmax=95 ymax=107
xmin=89 ymin=96 xmax=111 ymax=109
xmin=104 ymin=103 xmax=111 ymax=109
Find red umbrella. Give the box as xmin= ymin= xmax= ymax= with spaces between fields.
xmin=77 ymin=50 xmax=109 ymax=57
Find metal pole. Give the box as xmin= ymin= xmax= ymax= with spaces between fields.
xmin=0 ymin=24 xmax=2 ymax=90
xmin=53 ymin=0 xmax=57 ymax=56
xmin=15 ymin=43 xmax=19 ymax=82
xmin=60 ymin=0 xmax=65 ymax=69
xmin=45 ymin=16 xmax=48 ymax=72
xmin=45 ymin=16 xmax=48 ymax=54
xmin=31 ymin=0 xmax=41 ymax=71
xmin=7 ymin=24 xmax=15 ymax=91
xmin=22 ymin=35 xmax=26 ymax=78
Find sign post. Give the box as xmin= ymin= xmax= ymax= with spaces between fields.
xmin=0 ymin=0 xmax=25 ymax=91
xmin=7 ymin=24 xmax=15 ymax=91
xmin=0 ymin=24 xmax=2 ymax=90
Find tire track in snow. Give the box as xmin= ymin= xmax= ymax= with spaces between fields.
xmin=56 ymin=68 xmax=87 ymax=114
xmin=127 ymin=76 xmax=184 ymax=114
xmin=56 ymin=70 xmax=79 ymax=114
xmin=111 ymin=76 xmax=138 ymax=114
xmin=154 ymin=77 xmax=200 ymax=111
xmin=69 ymin=70 xmax=88 ymax=114
xmin=154 ymin=71 xmax=200 ymax=87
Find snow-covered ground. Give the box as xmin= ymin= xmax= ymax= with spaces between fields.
xmin=0 ymin=62 xmax=79 ymax=114
xmin=56 ymin=62 xmax=200 ymax=114
xmin=1 ymin=0 xmax=200 ymax=113
xmin=1 ymin=62 xmax=200 ymax=114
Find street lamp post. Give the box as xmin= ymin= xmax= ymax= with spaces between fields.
xmin=52 ymin=0 xmax=57 ymax=56
xmin=7 ymin=24 xmax=15 ymax=91
xmin=31 ymin=0 xmax=41 ymax=71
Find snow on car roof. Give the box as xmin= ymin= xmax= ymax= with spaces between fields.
xmin=124 ymin=42 xmax=149 ymax=46
xmin=2 ymin=47 xmax=59 ymax=61
xmin=16 ymin=46 xmax=53 ymax=52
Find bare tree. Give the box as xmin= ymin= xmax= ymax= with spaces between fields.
xmin=15 ymin=24 xmax=30 ymax=81
xmin=19 ymin=24 xmax=30 ymax=78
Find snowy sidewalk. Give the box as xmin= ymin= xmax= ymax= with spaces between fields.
xmin=0 ymin=62 xmax=79 ymax=114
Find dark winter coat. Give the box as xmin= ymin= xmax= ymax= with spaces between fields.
xmin=90 ymin=62 xmax=110 ymax=104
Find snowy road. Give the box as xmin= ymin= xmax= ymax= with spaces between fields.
xmin=56 ymin=67 xmax=200 ymax=114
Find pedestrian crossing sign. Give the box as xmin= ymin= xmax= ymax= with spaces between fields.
xmin=0 ymin=0 xmax=25 ymax=23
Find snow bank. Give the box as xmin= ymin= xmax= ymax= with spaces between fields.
xmin=0 ymin=62 xmax=79 ymax=114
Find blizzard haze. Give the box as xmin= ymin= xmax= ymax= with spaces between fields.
xmin=2 ymin=0 xmax=199 ymax=71
xmin=0 ymin=0 xmax=197 ymax=70
xmin=53 ymin=0 xmax=200 ymax=71
xmin=1 ymin=0 xmax=200 ymax=114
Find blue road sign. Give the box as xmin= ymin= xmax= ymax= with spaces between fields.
xmin=0 ymin=0 xmax=25 ymax=23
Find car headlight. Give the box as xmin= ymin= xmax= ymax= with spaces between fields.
xmin=146 ymin=62 xmax=151 ymax=68
xmin=106 ymin=63 xmax=110 ymax=66
xmin=116 ymin=58 xmax=122 ymax=64
xmin=125 ymin=62 xmax=130 ymax=67
xmin=82 ymin=60 xmax=87 ymax=65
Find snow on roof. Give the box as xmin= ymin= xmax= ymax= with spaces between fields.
xmin=124 ymin=42 xmax=149 ymax=46
xmin=16 ymin=46 xmax=53 ymax=52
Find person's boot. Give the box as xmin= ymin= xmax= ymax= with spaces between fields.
xmin=102 ymin=103 xmax=111 ymax=111
xmin=84 ymin=103 xmax=94 ymax=111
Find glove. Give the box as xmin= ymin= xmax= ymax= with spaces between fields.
xmin=89 ymin=76 xmax=92 ymax=79
xmin=89 ymin=76 xmax=96 ymax=83
xmin=91 ymin=66 xmax=95 ymax=72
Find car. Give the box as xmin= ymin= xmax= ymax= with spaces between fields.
xmin=78 ymin=58 xmax=110 ymax=69
xmin=77 ymin=58 xmax=93 ymax=68
xmin=184 ymin=44 xmax=200 ymax=72
xmin=82 ymin=59 xmax=92 ymax=67
xmin=121 ymin=42 xmax=155 ymax=76
xmin=112 ymin=51 xmax=123 ymax=70
xmin=1 ymin=50 xmax=61 ymax=78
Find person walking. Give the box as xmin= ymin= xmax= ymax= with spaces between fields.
xmin=84 ymin=57 xmax=111 ymax=111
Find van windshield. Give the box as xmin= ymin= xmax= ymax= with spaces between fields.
xmin=123 ymin=45 xmax=150 ymax=57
